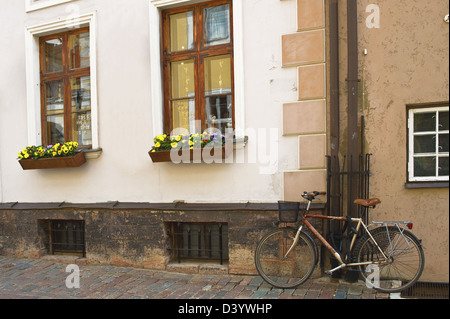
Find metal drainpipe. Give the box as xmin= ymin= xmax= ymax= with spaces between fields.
xmin=327 ymin=0 xmax=341 ymax=239
xmin=329 ymin=0 xmax=340 ymax=159
xmin=346 ymin=0 xmax=360 ymax=218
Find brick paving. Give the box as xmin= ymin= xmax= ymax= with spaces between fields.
xmin=0 ymin=256 xmax=391 ymax=300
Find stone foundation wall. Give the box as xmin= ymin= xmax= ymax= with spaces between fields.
xmin=0 ymin=204 xmax=325 ymax=275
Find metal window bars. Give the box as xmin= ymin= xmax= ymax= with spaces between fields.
xmin=167 ymin=222 xmax=228 ymax=265
xmin=47 ymin=220 xmax=86 ymax=257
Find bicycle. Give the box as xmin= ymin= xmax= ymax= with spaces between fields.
xmin=254 ymin=191 xmax=425 ymax=293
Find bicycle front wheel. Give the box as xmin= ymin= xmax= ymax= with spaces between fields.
xmin=354 ymin=226 xmax=425 ymax=293
xmin=255 ymin=228 xmax=317 ymax=289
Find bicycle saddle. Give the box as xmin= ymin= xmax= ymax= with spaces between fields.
xmin=354 ymin=198 xmax=381 ymax=207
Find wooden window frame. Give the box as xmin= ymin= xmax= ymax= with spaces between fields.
xmin=39 ymin=27 xmax=91 ymax=149
xmin=161 ymin=0 xmax=234 ymax=135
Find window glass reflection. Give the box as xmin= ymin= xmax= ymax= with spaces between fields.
xmin=44 ymin=38 xmax=63 ymax=73
xmin=69 ymin=32 xmax=90 ymax=69
xmin=170 ymin=11 xmax=194 ymax=52
xmin=204 ymin=5 xmax=231 ymax=47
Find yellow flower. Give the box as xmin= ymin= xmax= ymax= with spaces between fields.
xmin=73 ymin=142 xmax=78 ymax=148
xmin=24 ymin=153 xmax=29 ymax=159
xmin=176 ymin=135 xmax=182 ymax=142
xmin=171 ymin=142 xmax=178 ymax=148
xmin=18 ymin=153 xmax=23 ymax=159
xmin=155 ymin=142 xmax=161 ymax=148
xmin=156 ymin=135 xmax=165 ymax=142
xmin=52 ymin=152 xmax=57 ymax=157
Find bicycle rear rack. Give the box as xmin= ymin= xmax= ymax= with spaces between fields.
xmin=370 ymin=221 xmax=414 ymax=253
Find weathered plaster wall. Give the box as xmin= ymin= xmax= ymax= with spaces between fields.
xmin=339 ymin=0 xmax=449 ymax=282
xmin=0 ymin=0 xmax=301 ymax=204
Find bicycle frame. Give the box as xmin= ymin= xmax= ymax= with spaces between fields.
xmin=290 ymin=210 xmax=400 ymax=275
xmin=255 ymin=192 xmax=425 ymax=292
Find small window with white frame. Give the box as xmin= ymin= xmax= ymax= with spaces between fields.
xmin=408 ymin=104 xmax=449 ymax=182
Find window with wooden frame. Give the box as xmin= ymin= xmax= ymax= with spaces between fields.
xmin=162 ymin=0 xmax=234 ymax=135
xmin=407 ymin=104 xmax=449 ymax=182
xmin=39 ymin=27 xmax=92 ymax=149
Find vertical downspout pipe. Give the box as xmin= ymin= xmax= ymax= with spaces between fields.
xmin=347 ymin=0 xmax=359 ymax=218
xmin=330 ymin=0 xmax=340 ymax=159
xmin=328 ymin=0 xmax=340 ymax=232
xmin=325 ymin=0 xmax=341 ymax=271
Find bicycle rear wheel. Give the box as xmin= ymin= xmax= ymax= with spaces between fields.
xmin=353 ymin=226 xmax=425 ymax=293
xmin=255 ymin=228 xmax=317 ymax=289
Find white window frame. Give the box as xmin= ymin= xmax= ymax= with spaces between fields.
xmin=25 ymin=0 xmax=75 ymax=12
xmin=24 ymin=12 xmax=100 ymax=153
xmin=149 ymin=0 xmax=245 ymax=139
xmin=408 ymin=105 xmax=449 ymax=182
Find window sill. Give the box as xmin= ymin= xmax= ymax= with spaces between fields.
xmin=84 ymin=148 xmax=103 ymax=159
xmin=405 ymin=182 xmax=449 ymax=189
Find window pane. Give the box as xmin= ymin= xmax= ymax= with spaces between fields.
xmin=70 ymin=76 xmax=91 ymax=112
xmin=72 ymin=112 xmax=92 ymax=147
xmin=69 ymin=32 xmax=90 ymax=69
xmin=439 ymin=111 xmax=449 ymax=131
xmin=204 ymin=4 xmax=230 ymax=47
xmin=439 ymin=134 xmax=449 ymax=153
xmin=43 ymin=38 xmax=63 ymax=73
xmin=171 ymin=60 xmax=195 ymax=99
xmin=70 ymin=76 xmax=92 ymax=147
xmin=414 ymin=135 xmax=436 ymax=154
xmin=439 ymin=157 xmax=449 ymax=176
xmin=205 ymin=95 xmax=232 ymax=133
xmin=172 ymin=99 xmax=195 ymax=134
xmin=414 ymin=157 xmax=436 ymax=177
xmin=414 ymin=112 xmax=436 ymax=132
xmin=204 ymin=54 xmax=232 ymax=95
xmin=44 ymin=80 xmax=64 ymax=115
xmin=170 ymin=11 xmax=194 ymax=52
xmin=46 ymin=114 xmax=65 ymax=146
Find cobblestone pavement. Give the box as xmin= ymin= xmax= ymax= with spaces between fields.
xmin=0 ymin=256 xmax=391 ymax=300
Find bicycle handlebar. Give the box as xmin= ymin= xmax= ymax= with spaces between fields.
xmin=302 ymin=191 xmax=326 ymax=199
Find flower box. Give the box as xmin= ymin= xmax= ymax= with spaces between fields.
xmin=19 ymin=151 xmax=86 ymax=170
xmin=149 ymin=146 xmax=229 ymax=163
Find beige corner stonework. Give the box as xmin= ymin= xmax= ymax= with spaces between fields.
xmin=283 ymin=99 xmax=326 ymax=135
xmin=283 ymin=170 xmax=327 ymax=201
xmin=299 ymin=134 xmax=327 ymax=169
xmin=297 ymin=0 xmax=325 ymax=30
xmin=282 ymin=29 xmax=325 ymax=67
xmin=298 ymin=63 xmax=326 ymax=99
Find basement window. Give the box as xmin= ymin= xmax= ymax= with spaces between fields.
xmin=39 ymin=220 xmax=86 ymax=258
xmin=166 ymin=222 xmax=229 ymax=265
